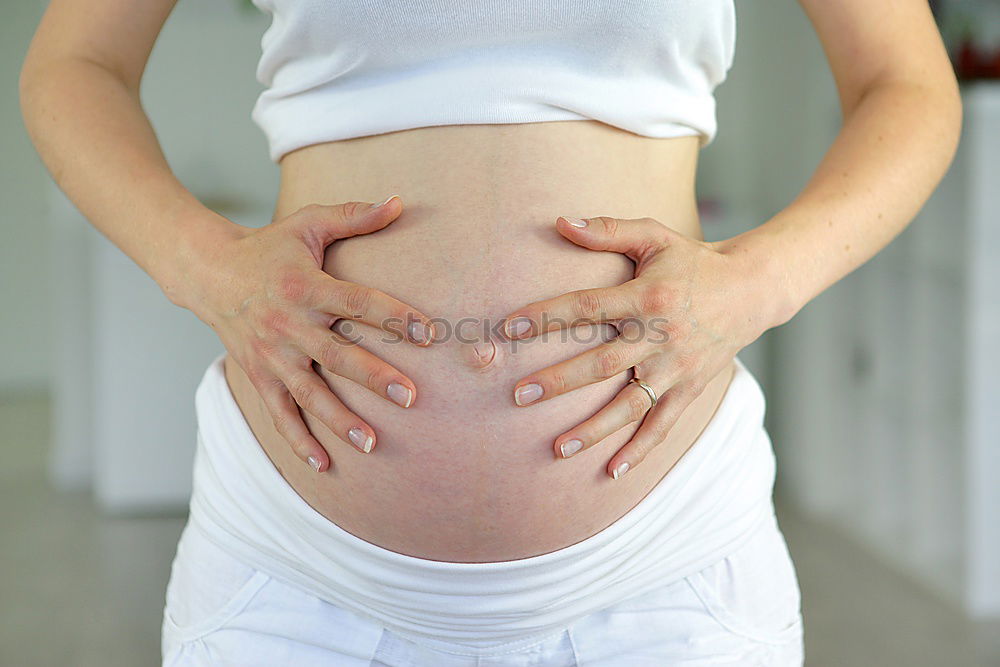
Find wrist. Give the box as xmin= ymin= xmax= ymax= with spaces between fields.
xmin=711 ymin=228 xmax=804 ymax=333
xmin=153 ymin=204 xmax=249 ymax=312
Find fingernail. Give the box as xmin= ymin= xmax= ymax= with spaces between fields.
xmin=387 ymin=382 xmax=413 ymax=408
xmin=564 ymin=217 xmax=588 ymax=228
xmin=349 ymin=427 xmax=374 ymax=453
xmin=514 ymin=383 xmax=543 ymax=406
xmin=505 ymin=318 xmax=532 ymax=338
xmin=408 ymin=321 xmax=432 ymax=344
xmin=612 ymin=461 xmax=630 ymax=480
xmin=369 ymin=194 xmax=399 ymax=210
xmin=560 ymin=439 xmax=583 ymax=458
xmin=307 ymin=455 xmax=321 ymax=472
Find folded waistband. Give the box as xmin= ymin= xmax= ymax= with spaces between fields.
xmin=187 ymin=353 xmax=777 ymax=655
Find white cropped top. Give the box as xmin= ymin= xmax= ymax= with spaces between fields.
xmin=248 ymin=0 xmax=737 ymax=164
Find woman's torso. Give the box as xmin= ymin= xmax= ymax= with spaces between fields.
xmin=223 ymin=120 xmax=736 ymax=563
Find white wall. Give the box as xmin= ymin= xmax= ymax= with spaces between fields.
xmin=142 ymin=0 xmax=278 ymax=214
xmin=698 ymin=0 xmax=841 ymax=454
xmin=1 ymin=1 xmax=51 ymax=394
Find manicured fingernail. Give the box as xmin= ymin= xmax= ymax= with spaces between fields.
xmin=505 ymin=318 xmax=532 ymax=338
xmin=387 ymin=382 xmax=413 ymax=408
xmin=612 ymin=461 xmax=630 ymax=480
xmin=307 ymin=455 xmax=321 ymax=472
xmin=564 ymin=217 xmax=588 ymax=228
xmin=349 ymin=427 xmax=374 ymax=453
xmin=409 ymin=321 xmax=432 ymax=344
xmin=369 ymin=194 xmax=399 ymax=210
xmin=514 ymin=383 xmax=544 ymax=406
xmin=560 ymin=439 xmax=583 ymax=458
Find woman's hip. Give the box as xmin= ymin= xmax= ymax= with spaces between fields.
xmin=162 ymin=507 xmax=802 ymax=666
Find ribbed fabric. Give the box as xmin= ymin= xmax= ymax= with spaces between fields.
xmin=185 ymin=353 xmax=777 ymax=655
xmin=247 ymin=0 xmax=737 ymax=163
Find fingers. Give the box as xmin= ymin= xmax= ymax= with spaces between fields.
xmin=553 ymin=215 xmax=675 ymax=264
xmin=303 ymin=326 xmax=416 ymax=408
xmin=253 ymin=377 xmax=333 ymax=473
xmin=549 ymin=354 xmax=710 ymax=481
xmin=248 ymin=357 xmax=378 ymax=473
xmin=502 ymin=286 xmax=638 ymax=340
xmin=606 ymin=382 xmax=701 ymax=480
xmin=502 ymin=214 xmax=680 ymax=341
xmin=283 ymin=195 xmax=435 ymax=345
xmin=272 ymin=364 xmax=378 ymax=456
xmin=293 ymin=195 xmax=403 ymax=250
xmin=552 ymin=380 xmax=660 ymax=459
xmin=512 ymin=337 xmax=649 ymax=406
xmin=311 ymin=274 xmax=435 ymax=346
xmin=216 ymin=195 xmax=416 ymax=474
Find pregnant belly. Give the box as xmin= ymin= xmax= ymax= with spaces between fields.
xmin=225 ymin=123 xmax=734 ymax=562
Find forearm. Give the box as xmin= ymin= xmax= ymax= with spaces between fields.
xmin=19 ymin=57 xmax=242 ymax=308
xmin=717 ymin=79 xmax=963 ymax=329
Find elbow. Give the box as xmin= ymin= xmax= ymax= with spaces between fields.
xmin=18 ymin=60 xmax=44 ymax=134
xmin=18 ymin=59 xmax=38 ymax=113
xmin=942 ymin=81 xmax=964 ymax=169
xmin=929 ymin=64 xmax=964 ymax=165
xmin=17 ymin=56 xmax=56 ymax=141
xmin=929 ymin=57 xmax=965 ymax=167
xmin=923 ymin=76 xmax=964 ymax=181
xmin=917 ymin=79 xmax=964 ymax=191
xmin=895 ymin=75 xmax=964 ymax=173
xmin=18 ymin=54 xmax=54 ymax=120
xmin=856 ymin=66 xmax=965 ymax=171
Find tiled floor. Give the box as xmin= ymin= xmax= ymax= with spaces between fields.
xmin=2 ymin=393 xmax=998 ymax=666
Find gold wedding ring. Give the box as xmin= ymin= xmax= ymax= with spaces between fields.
xmin=630 ymin=377 xmax=658 ymax=409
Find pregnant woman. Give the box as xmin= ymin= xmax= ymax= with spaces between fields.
xmin=21 ymin=0 xmax=960 ymax=664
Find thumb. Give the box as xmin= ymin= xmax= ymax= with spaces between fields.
xmin=555 ymin=215 xmax=673 ymax=263
xmin=297 ymin=194 xmax=403 ymax=249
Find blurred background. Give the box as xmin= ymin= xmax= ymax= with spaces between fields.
xmin=2 ymin=0 xmax=999 ymax=665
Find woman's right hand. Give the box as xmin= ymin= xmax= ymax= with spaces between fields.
xmin=181 ymin=195 xmax=433 ymax=473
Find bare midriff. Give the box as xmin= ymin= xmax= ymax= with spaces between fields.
xmin=223 ymin=120 xmax=736 ymax=563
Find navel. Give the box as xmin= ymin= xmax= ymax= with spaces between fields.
xmin=467 ymin=337 xmax=499 ymax=370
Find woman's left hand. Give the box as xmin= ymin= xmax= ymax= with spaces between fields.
xmin=501 ymin=215 xmax=779 ymax=480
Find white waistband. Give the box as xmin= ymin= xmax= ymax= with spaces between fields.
xmin=187 ymin=353 xmax=777 ymax=655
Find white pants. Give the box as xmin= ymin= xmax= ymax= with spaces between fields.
xmin=162 ymin=355 xmax=804 ymax=665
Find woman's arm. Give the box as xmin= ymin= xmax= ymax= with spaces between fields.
xmin=18 ymin=0 xmax=230 ymax=300
xmin=499 ymin=0 xmax=962 ymax=479
xmin=719 ymin=0 xmax=964 ymax=328
xmin=20 ymin=0 xmax=434 ymax=472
